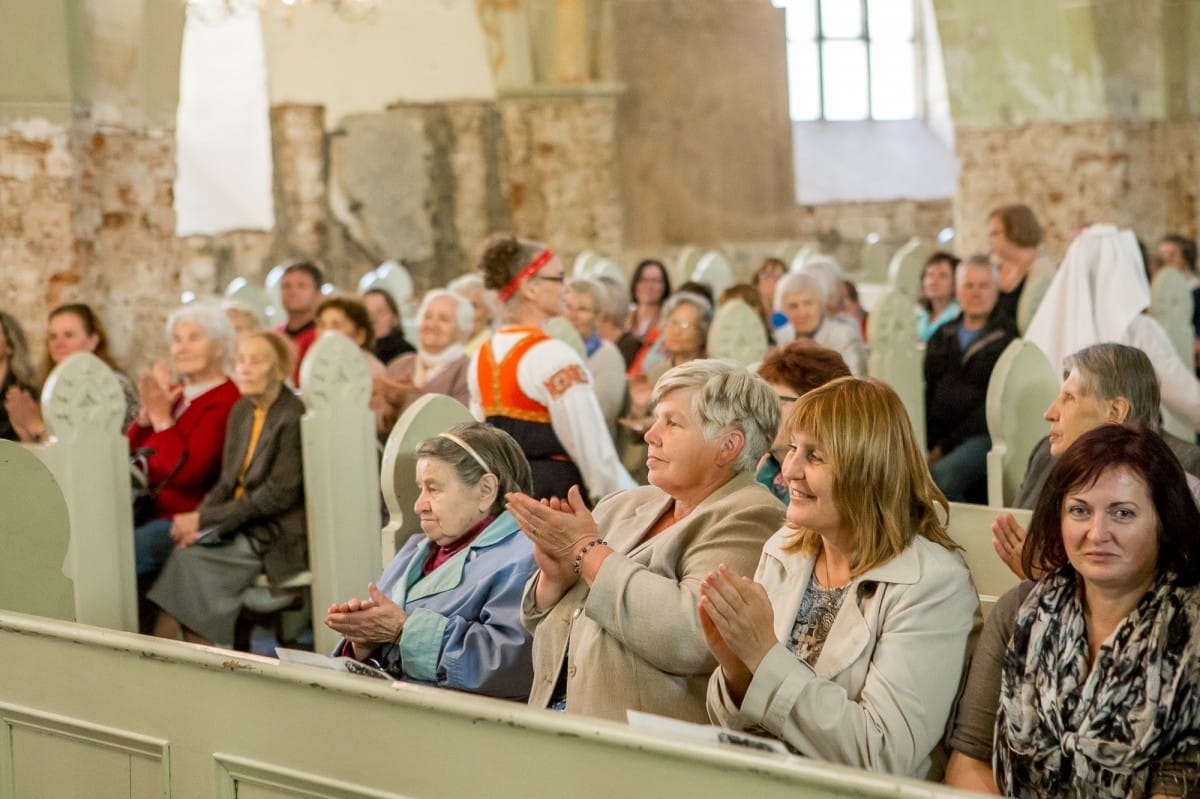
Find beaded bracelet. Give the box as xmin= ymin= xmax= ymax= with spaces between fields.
xmin=572 ymin=538 xmax=605 ymax=574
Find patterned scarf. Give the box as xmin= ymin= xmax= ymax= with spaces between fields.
xmin=994 ymin=570 xmax=1200 ymax=798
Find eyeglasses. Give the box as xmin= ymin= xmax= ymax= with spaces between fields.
xmin=535 ymin=274 xmax=566 ymax=284
xmin=664 ymin=319 xmax=698 ymax=330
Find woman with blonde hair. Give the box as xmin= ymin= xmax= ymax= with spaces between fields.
xmin=0 ymin=311 xmax=37 ymax=441
xmin=701 ymin=377 xmax=977 ymax=778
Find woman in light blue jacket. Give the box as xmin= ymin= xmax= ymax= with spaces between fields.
xmin=326 ymin=422 xmax=537 ymax=700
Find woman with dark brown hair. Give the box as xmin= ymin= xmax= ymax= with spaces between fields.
xmin=470 ymin=233 xmax=632 ymax=501
xmin=987 ymin=203 xmax=1056 ymax=325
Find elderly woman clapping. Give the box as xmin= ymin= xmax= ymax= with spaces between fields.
xmin=701 ymin=377 xmax=977 ymax=778
xmin=148 ymin=330 xmax=306 ymax=646
xmin=507 ymin=360 xmax=785 ymax=722
xmin=374 ymin=289 xmax=473 ymax=437
xmin=326 ymin=423 xmax=538 ymax=699
xmin=128 ymin=304 xmax=241 ymax=581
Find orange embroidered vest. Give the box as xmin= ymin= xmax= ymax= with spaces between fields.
xmin=476 ymin=328 xmax=552 ymax=423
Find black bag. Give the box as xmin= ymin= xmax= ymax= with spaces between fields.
xmin=130 ymin=448 xmax=186 ymax=528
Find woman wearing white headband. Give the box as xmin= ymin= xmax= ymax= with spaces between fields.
xmin=325 ymin=423 xmax=538 ymax=699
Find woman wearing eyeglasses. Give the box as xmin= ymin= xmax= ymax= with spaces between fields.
xmin=470 ymin=233 xmax=634 ymax=502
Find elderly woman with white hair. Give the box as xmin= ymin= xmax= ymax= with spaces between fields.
xmin=447 ymin=273 xmax=496 ymax=355
xmin=374 ymin=289 xmax=473 ymax=436
xmin=507 ymin=359 xmax=786 ymax=722
xmin=128 ymin=303 xmax=241 ymax=581
xmin=774 ymin=271 xmax=866 ymax=376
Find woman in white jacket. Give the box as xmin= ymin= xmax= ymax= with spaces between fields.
xmin=700 ymin=377 xmax=978 ymax=779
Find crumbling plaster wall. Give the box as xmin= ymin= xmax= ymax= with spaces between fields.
xmin=0 ymin=0 xmax=184 ymax=373
xmin=934 ymin=0 xmax=1199 ymax=257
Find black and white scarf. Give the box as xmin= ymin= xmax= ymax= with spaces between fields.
xmin=994 ymin=571 xmax=1200 ymax=798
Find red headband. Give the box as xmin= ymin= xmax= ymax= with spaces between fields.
xmin=497 ymin=248 xmax=557 ymax=302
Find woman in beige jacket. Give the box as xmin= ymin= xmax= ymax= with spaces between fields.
xmin=700 ymin=378 xmax=978 ymax=779
xmin=507 ymin=360 xmax=786 ymax=723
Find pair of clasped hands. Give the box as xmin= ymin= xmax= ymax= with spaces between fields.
xmin=505 ymin=486 xmax=780 ymax=700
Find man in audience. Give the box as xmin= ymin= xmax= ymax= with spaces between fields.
xmin=994 ymin=342 xmax=1200 ymax=577
xmin=564 ymin=278 xmax=627 ymax=438
xmin=276 ymin=260 xmax=324 ymax=383
xmin=924 ymin=256 xmax=1017 ymax=502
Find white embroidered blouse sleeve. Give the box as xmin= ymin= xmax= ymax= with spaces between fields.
xmin=518 ymin=339 xmax=635 ymax=499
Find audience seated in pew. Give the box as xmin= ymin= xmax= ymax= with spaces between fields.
xmin=509 ymin=360 xmax=784 ymax=722
xmin=625 ymin=258 xmax=671 ymax=345
xmin=593 ymin=275 xmax=642 ymax=369
xmin=752 ymin=256 xmax=789 ymax=336
xmin=987 ymin=203 xmax=1056 ymax=327
xmin=222 ymin=299 xmax=263 ymax=337
xmin=992 ymin=343 xmax=1200 ymax=580
xmin=924 ymin=256 xmax=1018 ymax=502
xmin=128 ymin=304 xmax=240 ymax=589
xmin=316 ymin=294 xmax=386 ymax=379
xmin=754 ymin=340 xmax=851 ymax=503
xmin=945 ymin=425 xmax=1200 ymax=797
xmin=361 ymin=286 xmax=415 ymax=365
xmin=472 ymin=232 xmax=632 ymax=501
xmin=0 ymin=310 xmax=37 ymax=441
xmin=446 ymin=273 xmax=497 ymax=356
xmin=772 ymin=271 xmax=866 ymax=377
xmin=564 ymin=278 xmax=628 ymax=438
xmin=1025 ymin=224 xmax=1200 ymax=433
xmin=375 ymin=289 xmax=472 ymax=439
xmin=702 ymin=377 xmax=977 ymax=780
xmin=275 ymin=260 xmax=324 ymax=385
xmin=326 ymin=423 xmax=536 ymax=699
xmin=916 ymin=251 xmax=961 ymax=343
xmin=720 ymin=282 xmax=776 ymax=345
xmin=5 ymin=303 xmax=140 ymax=442
xmin=149 ymin=330 xmax=307 ymax=647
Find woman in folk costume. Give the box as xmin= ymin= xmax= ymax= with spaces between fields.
xmin=1024 ymin=224 xmax=1200 ymax=432
xmin=470 ymin=233 xmax=634 ymax=502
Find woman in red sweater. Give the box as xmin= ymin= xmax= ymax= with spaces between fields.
xmin=128 ymin=304 xmax=240 ymax=581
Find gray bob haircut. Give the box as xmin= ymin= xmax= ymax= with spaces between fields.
xmin=652 ymin=359 xmax=779 ymax=474
xmin=661 ymin=290 xmax=714 ymax=327
xmin=167 ymin=302 xmax=235 ymax=373
xmin=775 ymin=271 xmax=827 ymax=310
xmin=594 ymin=275 xmax=630 ymax=326
xmin=418 ymin=289 xmax=474 ymax=341
xmin=1063 ymin=343 xmax=1160 ymax=429
xmin=415 ymin=422 xmax=534 ymax=515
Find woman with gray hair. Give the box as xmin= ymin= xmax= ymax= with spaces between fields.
xmin=507 ymin=359 xmax=786 ymax=722
xmin=326 ymin=422 xmax=538 ymax=699
xmin=775 ymin=271 xmax=866 ymax=376
xmin=128 ymin=303 xmax=240 ymax=586
xmin=374 ymin=289 xmax=473 ymax=437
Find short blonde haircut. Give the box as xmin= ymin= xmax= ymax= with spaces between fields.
xmin=652 ymin=359 xmax=778 ymax=474
xmin=783 ymin=377 xmax=956 ymax=573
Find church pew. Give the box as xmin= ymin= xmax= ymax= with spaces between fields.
xmin=0 ymin=441 xmax=74 ymax=622
xmin=947 ymin=501 xmax=1029 ymax=617
xmin=299 ymin=332 xmax=384 ymax=653
xmin=0 ymin=608 xmax=978 ymax=799
xmin=865 ymin=286 xmax=925 ymax=446
xmin=24 ymin=352 xmax=139 ymax=632
xmin=984 ymin=339 xmax=1058 ymax=507
xmin=1148 ymin=267 xmax=1196 ymax=440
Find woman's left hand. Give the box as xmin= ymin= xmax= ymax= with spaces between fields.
xmin=170 ymin=511 xmax=201 ymax=546
xmin=4 ymin=385 xmax=45 ymax=442
xmin=699 ymin=564 xmax=778 ymax=673
xmin=506 ymin=485 xmax=599 ymax=565
xmin=325 ymin=583 xmax=409 ymax=654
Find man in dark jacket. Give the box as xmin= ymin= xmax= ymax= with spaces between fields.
xmin=924 ymin=256 xmax=1017 ymax=501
